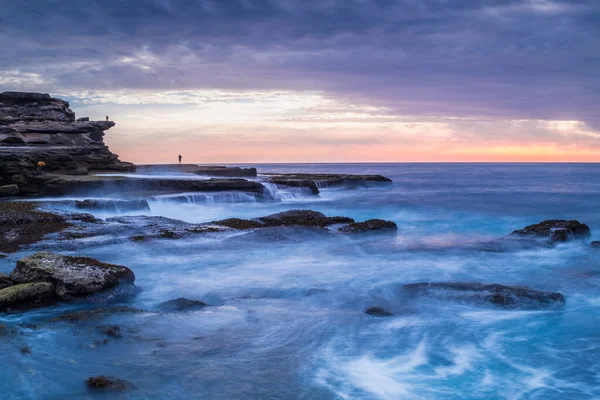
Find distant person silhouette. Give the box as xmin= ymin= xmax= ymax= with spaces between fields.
xmin=178 ymin=154 xmax=182 ymax=164
xmin=106 ymin=115 xmax=109 ymax=121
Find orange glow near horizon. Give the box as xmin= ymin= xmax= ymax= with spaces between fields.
xmin=74 ymin=90 xmax=600 ymax=164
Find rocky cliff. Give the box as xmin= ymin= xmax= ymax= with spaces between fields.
xmin=0 ymin=91 xmax=134 ymax=196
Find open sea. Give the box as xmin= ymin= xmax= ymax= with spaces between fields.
xmin=1 ymin=163 xmax=599 ymax=399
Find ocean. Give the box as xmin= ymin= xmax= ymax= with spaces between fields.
xmin=1 ymin=163 xmax=599 ymax=399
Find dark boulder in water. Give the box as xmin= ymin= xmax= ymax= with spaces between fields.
xmin=511 ymin=220 xmax=591 ymax=243
xmin=211 ymin=218 xmax=264 ymax=230
xmin=0 ymin=282 xmax=55 ymax=309
xmin=86 ymin=376 xmax=131 ymax=391
xmin=158 ymin=298 xmax=207 ymax=311
xmin=365 ymin=306 xmax=394 ymax=317
xmin=260 ymin=209 xmax=354 ymax=227
xmin=10 ymin=252 xmax=135 ymax=299
xmin=402 ymin=282 xmax=565 ymax=310
xmin=340 ymin=219 xmax=398 ymax=233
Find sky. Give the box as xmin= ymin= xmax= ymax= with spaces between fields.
xmin=1 ymin=0 xmax=599 ymax=163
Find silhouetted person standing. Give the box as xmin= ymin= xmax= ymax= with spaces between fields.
xmin=106 ymin=115 xmax=109 ymax=121
xmin=178 ymin=154 xmax=182 ymax=164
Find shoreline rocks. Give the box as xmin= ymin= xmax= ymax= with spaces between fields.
xmin=0 ymin=201 xmax=72 ymax=252
xmin=0 ymin=252 xmax=138 ymax=310
xmin=0 ymin=91 xmax=134 ymax=197
xmin=194 ymin=166 xmax=257 ymax=177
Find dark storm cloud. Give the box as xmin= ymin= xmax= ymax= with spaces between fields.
xmin=1 ymin=0 xmax=599 ymax=124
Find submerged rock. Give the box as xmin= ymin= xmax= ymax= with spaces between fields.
xmin=591 ymin=241 xmax=600 ymax=248
xmin=10 ymin=252 xmax=136 ymax=298
xmin=339 ymin=219 xmax=398 ymax=233
xmin=96 ymin=324 xmax=122 ymax=338
xmin=86 ymin=376 xmax=131 ymax=391
xmin=402 ymin=282 xmax=565 ymax=310
xmin=365 ymin=306 xmax=394 ymax=317
xmin=511 ymin=220 xmax=591 ymax=242
xmin=158 ymin=298 xmax=207 ymax=311
xmin=52 ymin=306 xmax=144 ymax=322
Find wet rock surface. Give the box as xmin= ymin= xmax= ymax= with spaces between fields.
xmin=0 ymin=282 xmax=55 ymax=309
xmin=0 ymin=201 xmax=71 ymax=252
xmin=511 ymin=220 xmax=591 ymax=242
xmin=339 ymin=219 xmax=398 ymax=233
xmin=264 ymin=173 xmax=392 ymax=187
xmin=402 ymin=282 xmax=565 ymax=310
xmin=10 ymin=252 xmax=136 ymax=298
xmin=259 ymin=209 xmax=355 ymax=227
xmin=86 ymin=376 xmax=131 ymax=391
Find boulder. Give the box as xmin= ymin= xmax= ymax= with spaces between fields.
xmin=402 ymin=282 xmax=565 ymax=310
xmin=10 ymin=252 xmax=135 ymax=298
xmin=86 ymin=376 xmax=130 ymax=391
xmin=511 ymin=220 xmax=591 ymax=242
xmin=260 ymin=210 xmax=355 ymax=227
xmin=365 ymin=306 xmax=393 ymax=317
xmin=0 ymin=273 xmax=13 ymax=290
xmin=0 ymin=184 xmax=19 ymax=197
xmin=339 ymin=219 xmax=397 ymax=233
xmin=211 ymin=218 xmax=263 ymax=230
xmin=157 ymin=298 xmax=207 ymax=311
xmin=0 ymin=282 xmax=55 ymax=308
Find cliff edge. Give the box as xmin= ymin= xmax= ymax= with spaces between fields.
xmin=0 ymin=91 xmax=134 ymax=196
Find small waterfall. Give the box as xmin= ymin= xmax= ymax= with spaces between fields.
xmin=315 ymin=180 xmax=330 ymax=189
xmin=150 ymin=192 xmax=260 ymax=205
xmin=261 ymin=182 xmax=313 ymax=201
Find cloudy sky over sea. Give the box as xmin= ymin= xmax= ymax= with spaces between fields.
xmin=1 ymin=0 xmax=599 ymax=162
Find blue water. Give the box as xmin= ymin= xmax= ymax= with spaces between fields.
xmin=1 ymin=163 xmax=600 ymax=399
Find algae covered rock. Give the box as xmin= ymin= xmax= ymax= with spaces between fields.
xmin=10 ymin=252 xmax=135 ymax=298
xmin=0 ymin=282 xmax=54 ymax=308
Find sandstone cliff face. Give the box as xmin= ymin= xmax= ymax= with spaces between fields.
xmin=0 ymin=91 xmax=134 ymax=196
